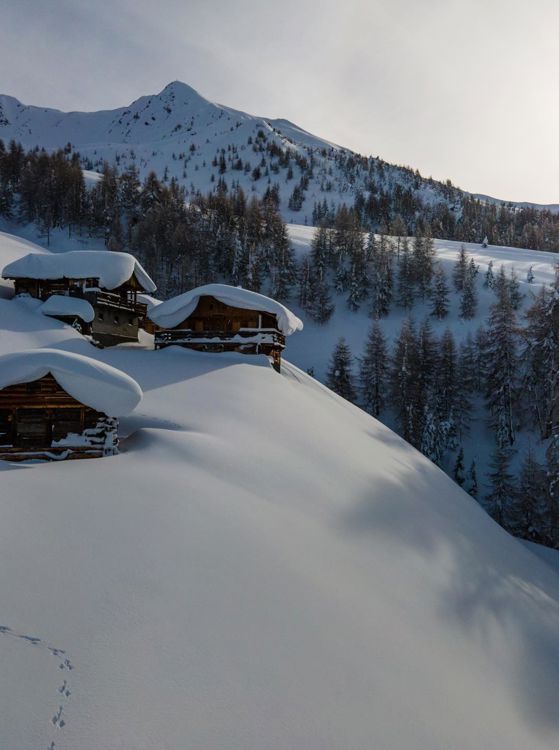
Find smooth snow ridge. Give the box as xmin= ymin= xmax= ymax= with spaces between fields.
xmin=2 ymin=251 xmax=156 ymax=293
xmin=40 ymin=295 xmax=95 ymax=323
xmin=148 ymin=283 xmax=304 ymax=335
xmin=0 ymin=349 xmax=142 ymax=415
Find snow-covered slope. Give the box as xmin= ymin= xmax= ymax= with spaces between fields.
xmin=2 ymin=233 xmax=559 ymax=749
xmin=0 ymin=82 xmax=472 ymax=225
xmin=3 ymin=82 xmax=557 ymax=226
xmin=285 ymin=226 xmax=559 ymax=378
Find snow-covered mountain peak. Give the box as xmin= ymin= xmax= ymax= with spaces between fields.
xmin=1 ymin=82 xmax=556 ymax=225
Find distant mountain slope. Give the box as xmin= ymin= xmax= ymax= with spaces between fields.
xmin=0 ymin=81 xmax=510 ymax=225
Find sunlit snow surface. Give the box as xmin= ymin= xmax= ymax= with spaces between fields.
xmin=1 ymin=231 xmax=559 ymax=749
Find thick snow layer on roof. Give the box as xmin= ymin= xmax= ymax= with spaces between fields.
xmin=148 ymin=283 xmax=304 ymax=335
xmin=0 ymin=349 xmax=141 ymax=415
xmin=2 ymin=251 xmax=156 ymax=293
xmin=39 ymin=295 xmax=95 ymax=323
xmin=138 ymin=293 xmax=163 ymax=310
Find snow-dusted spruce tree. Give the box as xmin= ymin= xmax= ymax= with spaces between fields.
xmin=390 ymin=318 xmax=421 ymax=445
xmin=412 ymin=228 xmax=435 ymax=299
xmin=466 ymin=460 xmax=478 ymax=498
xmin=459 ymin=264 xmax=478 ymax=319
xmin=369 ymin=237 xmax=393 ymax=319
xmin=513 ymin=447 xmax=548 ymax=542
xmin=473 ymin=325 xmax=489 ymax=393
xmin=484 ymin=259 xmax=495 ymax=289
xmin=359 ymin=323 xmax=388 ymax=417
xmin=307 ymin=272 xmax=335 ymax=324
xmin=452 ymin=245 xmax=468 ymax=292
xmin=484 ymin=446 xmax=517 ymax=527
xmin=453 ymin=447 xmax=465 ymax=486
xmin=421 ymin=327 xmax=457 ymax=464
xmin=508 ymin=267 xmax=523 ymax=311
xmin=430 ymin=264 xmax=449 ymax=319
xmin=522 ymin=284 xmax=553 ymax=438
xmin=455 ymin=336 xmax=475 ymax=440
xmin=436 ymin=329 xmax=459 ymax=430
xmin=388 ymin=215 xmax=407 ymax=259
xmin=397 ymin=237 xmax=415 ymax=310
xmin=311 ymin=225 xmax=332 ymax=280
xmin=298 ymin=256 xmax=312 ymax=309
xmin=485 ymin=266 xmax=520 ymax=448
xmin=346 ymin=238 xmax=368 ymax=311
xmin=332 ymin=206 xmax=363 ymax=293
xmin=326 ymin=338 xmax=357 ymax=402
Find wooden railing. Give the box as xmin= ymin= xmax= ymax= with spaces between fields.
xmin=77 ymin=290 xmax=148 ymax=317
xmin=155 ymin=328 xmax=285 ymax=348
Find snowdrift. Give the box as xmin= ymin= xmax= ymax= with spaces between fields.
xmin=40 ymin=294 xmax=95 ymax=323
xmin=0 ymin=230 xmax=559 ymax=749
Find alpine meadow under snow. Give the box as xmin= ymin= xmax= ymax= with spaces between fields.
xmin=2 ymin=225 xmax=559 ymax=749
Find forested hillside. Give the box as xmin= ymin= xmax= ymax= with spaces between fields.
xmin=2 ymin=80 xmax=559 ymax=249
xmin=1 ymin=142 xmax=558 ymax=549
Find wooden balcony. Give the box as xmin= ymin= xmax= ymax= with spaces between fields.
xmin=79 ymin=290 xmax=148 ymax=318
xmin=154 ymin=327 xmax=286 ymax=350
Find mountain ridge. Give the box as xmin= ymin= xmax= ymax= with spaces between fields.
xmin=1 ymin=81 xmax=557 ymax=225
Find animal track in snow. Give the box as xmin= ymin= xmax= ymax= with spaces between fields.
xmin=0 ymin=624 xmax=74 ymax=748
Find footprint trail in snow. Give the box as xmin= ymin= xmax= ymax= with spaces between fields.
xmin=0 ymin=624 xmax=74 ymax=749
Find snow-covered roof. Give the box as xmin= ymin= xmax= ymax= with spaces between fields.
xmin=148 ymin=284 xmax=304 ymax=336
xmin=138 ymin=293 xmax=163 ymax=311
xmin=2 ymin=251 xmax=157 ymax=293
xmin=39 ymin=295 xmax=95 ymax=323
xmin=0 ymin=349 xmax=142 ymax=416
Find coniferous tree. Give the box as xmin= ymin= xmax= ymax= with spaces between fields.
xmin=513 ymin=447 xmax=548 ymax=541
xmin=369 ymin=236 xmax=393 ymax=318
xmin=485 ymin=446 xmax=516 ymax=527
xmin=485 ymin=269 xmax=520 ymax=447
xmin=412 ymin=228 xmax=435 ymax=298
xmin=326 ymin=338 xmax=357 ymax=402
xmin=430 ymin=264 xmax=449 ymax=319
xmin=397 ymin=237 xmax=415 ymax=309
xmin=453 ymin=245 xmax=468 ymax=291
xmin=298 ymin=256 xmax=312 ymax=309
xmin=466 ymin=460 xmax=478 ymax=498
xmin=459 ymin=266 xmax=478 ymax=319
xmin=522 ymin=285 xmax=552 ymax=437
xmin=359 ymin=323 xmax=388 ymax=417
xmin=307 ymin=272 xmax=335 ymax=324
xmin=390 ymin=318 xmax=421 ymax=445
xmin=508 ymin=267 xmax=523 ymax=311
xmin=484 ymin=259 xmax=495 ymax=289
xmin=453 ymin=447 xmax=465 ymax=486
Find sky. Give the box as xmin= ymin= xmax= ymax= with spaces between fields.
xmin=1 ymin=0 xmax=559 ymax=204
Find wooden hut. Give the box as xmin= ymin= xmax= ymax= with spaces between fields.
xmin=2 ymin=251 xmax=157 ymax=346
xmin=0 ymin=350 xmax=142 ymax=462
xmin=148 ymin=284 xmax=303 ymax=372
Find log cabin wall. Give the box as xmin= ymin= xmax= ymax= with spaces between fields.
xmin=181 ymin=296 xmax=278 ymax=333
xmin=0 ymin=374 xmax=118 ymax=461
